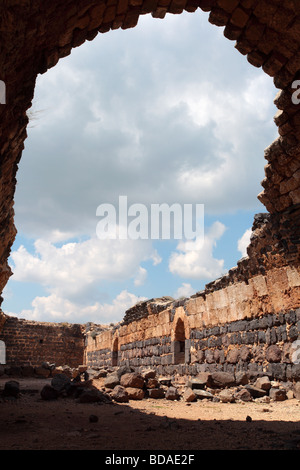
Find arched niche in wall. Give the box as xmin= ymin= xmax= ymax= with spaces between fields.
xmin=111 ymin=336 xmax=119 ymax=367
xmin=172 ymin=307 xmax=190 ymax=365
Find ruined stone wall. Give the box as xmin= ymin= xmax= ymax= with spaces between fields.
xmin=0 ymin=1 xmax=300 ymax=373
xmin=0 ymin=0 xmax=300 ymax=320
xmin=85 ymin=260 xmax=300 ymax=379
xmin=0 ymin=316 xmax=85 ymax=368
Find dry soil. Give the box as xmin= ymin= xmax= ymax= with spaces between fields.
xmin=1 ymin=377 xmax=300 ymax=452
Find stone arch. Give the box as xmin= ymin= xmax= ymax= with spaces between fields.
xmin=0 ymin=1 xmax=300 ymax=327
xmin=172 ymin=307 xmax=190 ymax=364
xmin=111 ymin=335 xmax=119 ymax=367
xmin=173 ymin=317 xmax=186 ymax=364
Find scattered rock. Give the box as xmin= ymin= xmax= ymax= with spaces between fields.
xmin=104 ymin=373 xmax=120 ymax=389
xmin=34 ymin=366 xmax=51 ymax=378
xmin=141 ymin=369 xmax=156 ymax=380
xmin=234 ymin=388 xmax=252 ymax=402
xmin=193 ymin=389 xmax=214 ymax=400
xmin=255 ymin=376 xmax=271 ymax=391
xmin=245 ymin=384 xmax=267 ymax=399
xmin=246 ymin=415 xmax=252 ymax=422
xmin=146 ymin=378 xmax=159 ymax=389
xmin=51 ymin=373 xmax=71 ymax=392
xmin=89 ymin=414 xmax=98 ymax=423
xmin=78 ymin=388 xmax=106 ymax=403
xmin=40 ymin=384 xmax=59 ymax=400
xmin=211 ymin=372 xmax=236 ymax=388
xmin=115 ymin=366 xmax=134 ymax=378
xmin=111 ymin=385 xmax=129 ymax=403
xmin=235 ymin=371 xmax=249 ymax=386
xmin=165 ymin=387 xmax=180 ymax=400
xmin=183 ymin=387 xmax=197 ymax=402
xmin=186 ymin=378 xmax=206 ymax=390
xmin=120 ymin=372 xmax=144 ymax=389
xmin=3 ymin=380 xmax=20 ymax=398
xmin=269 ymin=387 xmax=287 ymax=401
xmin=148 ymin=388 xmax=165 ymax=399
xmin=293 ymin=382 xmax=300 ymax=400
xmin=126 ymin=387 xmax=145 ymax=400
xmin=219 ymin=389 xmax=235 ymax=403
xmin=158 ymin=377 xmax=172 ymax=386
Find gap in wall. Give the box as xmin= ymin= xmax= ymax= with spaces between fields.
xmin=2 ymin=10 xmax=277 ymax=326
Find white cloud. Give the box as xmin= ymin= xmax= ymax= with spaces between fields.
xmin=134 ymin=266 xmax=147 ymax=286
xmin=8 ymin=290 xmax=145 ymax=324
xmin=169 ymin=221 xmax=226 ymax=280
xmin=10 ymin=236 xmax=158 ymax=302
xmin=14 ymin=11 xmax=276 ymax=241
xmin=174 ymin=282 xmax=194 ymax=299
xmin=237 ymin=228 xmax=252 ymax=258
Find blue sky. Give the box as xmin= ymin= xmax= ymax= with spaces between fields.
xmin=2 ymin=10 xmax=278 ymax=324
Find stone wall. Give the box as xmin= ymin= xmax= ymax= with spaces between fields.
xmin=0 ymin=0 xmax=300 ymax=319
xmin=85 ymin=262 xmax=300 ymax=379
xmin=0 ymin=1 xmax=300 ymax=376
xmin=0 ymin=315 xmax=85 ymax=368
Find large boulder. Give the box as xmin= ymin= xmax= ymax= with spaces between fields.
xmin=120 ymin=372 xmax=145 ymax=389
xmin=211 ymin=372 xmax=236 ymax=388
xmin=111 ymin=385 xmax=129 ymax=403
xmin=148 ymin=388 xmax=165 ymax=399
xmin=41 ymin=385 xmax=59 ymax=400
xmin=78 ymin=389 xmax=107 ymax=403
xmin=3 ymin=380 xmax=20 ymax=398
xmin=126 ymin=387 xmax=145 ymax=400
xmin=51 ymin=373 xmax=71 ymax=392
xmin=104 ymin=373 xmax=120 ymax=389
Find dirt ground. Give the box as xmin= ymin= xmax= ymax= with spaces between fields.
xmin=1 ymin=377 xmax=300 ymax=452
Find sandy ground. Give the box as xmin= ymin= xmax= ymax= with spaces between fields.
xmin=1 ymin=377 xmax=300 ymax=452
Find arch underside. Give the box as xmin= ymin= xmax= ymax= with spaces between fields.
xmin=0 ymin=0 xmax=299 ymax=328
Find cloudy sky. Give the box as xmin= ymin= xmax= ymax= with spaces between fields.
xmin=2 ymin=10 xmax=278 ymax=324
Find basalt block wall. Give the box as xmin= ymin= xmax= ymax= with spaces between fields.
xmin=85 ymin=263 xmax=300 ymax=380
xmin=0 ymin=316 xmax=85 ymax=368
xmin=0 ymin=1 xmax=299 ymax=372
